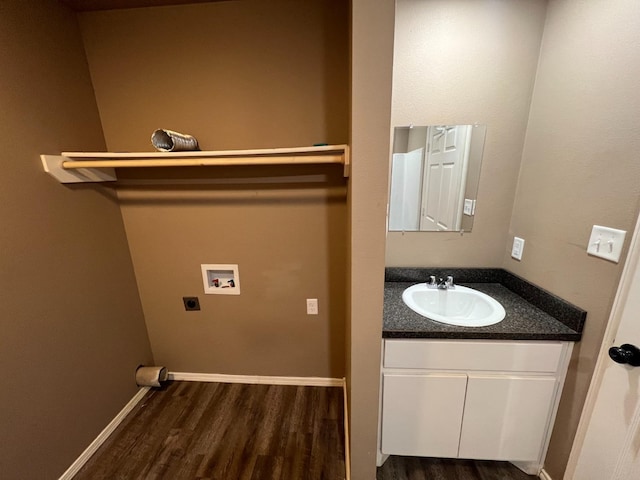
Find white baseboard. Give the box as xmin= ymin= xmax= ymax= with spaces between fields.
xmin=58 ymin=387 xmax=150 ymax=480
xmin=539 ymin=469 xmax=552 ymax=480
xmin=168 ymin=371 xmax=344 ymax=387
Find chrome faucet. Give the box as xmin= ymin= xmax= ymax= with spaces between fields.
xmin=427 ymin=275 xmax=455 ymax=289
xmin=444 ymin=275 xmax=455 ymax=289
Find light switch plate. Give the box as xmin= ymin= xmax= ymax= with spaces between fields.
xmin=511 ymin=237 xmax=525 ymax=261
xmin=463 ymin=199 xmax=474 ymax=216
xmin=587 ymin=225 xmax=626 ymax=263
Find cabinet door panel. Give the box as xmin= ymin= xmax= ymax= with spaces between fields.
xmin=381 ymin=372 xmax=467 ymax=458
xmin=458 ymin=375 xmax=556 ymax=461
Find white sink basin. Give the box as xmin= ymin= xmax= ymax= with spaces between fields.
xmin=402 ymin=283 xmax=506 ymax=327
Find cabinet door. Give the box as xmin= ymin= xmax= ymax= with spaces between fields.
xmin=458 ymin=375 xmax=557 ymax=461
xmin=381 ymin=372 xmax=467 ymax=458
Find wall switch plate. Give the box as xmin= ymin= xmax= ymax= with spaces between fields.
xmin=463 ymin=199 xmax=474 ymax=216
xmin=587 ymin=225 xmax=627 ymax=263
xmin=511 ymin=236 xmax=525 ymax=260
xmin=306 ymin=298 xmax=318 ymax=315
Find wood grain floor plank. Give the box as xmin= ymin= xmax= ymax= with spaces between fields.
xmin=377 ymin=456 xmax=537 ymax=480
xmin=74 ymin=381 xmax=345 ymax=480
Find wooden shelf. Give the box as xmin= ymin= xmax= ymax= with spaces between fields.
xmin=41 ymin=144 xmax=350 ymax=183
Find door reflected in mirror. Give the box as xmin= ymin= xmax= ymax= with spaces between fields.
xmin=388 ymin=124 xmax=486 ymax=232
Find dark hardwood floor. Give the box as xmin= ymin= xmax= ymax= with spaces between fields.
xmin=76 ymin=380 xmax=537 ymax=480
xmin=377 ymin=456 xmax=537 ymax=480
xmin=75 ymin=381 xmax=345 ymax=480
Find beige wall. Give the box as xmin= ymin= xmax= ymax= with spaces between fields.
xmin=0 ymin=1 xmax=152 ymax=478
xmin=506 ymin=0 xmax=640 ymax=477
xmin=386 ymin=0 xmax=547 ymax=267
xmin=79 ymin=0 xmax=349 ymax=151
xmin=350 ymin=1 xmax=395 ymax=478
xmin=79 ymin=1 xmax=350 ymax=377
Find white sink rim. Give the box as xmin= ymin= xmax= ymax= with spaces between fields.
xmin=402 ymin=284 xmax=506 ymax=327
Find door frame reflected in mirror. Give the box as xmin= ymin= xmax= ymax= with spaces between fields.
xmin=388 ymin=124 xmax=486 ymax=232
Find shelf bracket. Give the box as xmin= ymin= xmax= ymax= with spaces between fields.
xmin=41 ymin=155 xmax=116 ymax=183
xmin=343 ymin=145 xmax=351 ymax=177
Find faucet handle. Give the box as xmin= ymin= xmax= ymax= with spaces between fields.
xmin=427 ymin=275 xmax=437 ymax=287
xmin=446 ymin=275 xmax=455 ymax=288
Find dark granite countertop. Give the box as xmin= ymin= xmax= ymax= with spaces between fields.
xmin=383 ymin=269 xmax=586 ymax=341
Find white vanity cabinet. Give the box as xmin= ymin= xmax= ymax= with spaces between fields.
xmin=382 ymin=372 xmax=468 ymax=457
xmin=379 ymin=339 xmax=573 ymax=475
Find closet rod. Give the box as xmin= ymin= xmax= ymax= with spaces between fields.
xmin=61 ymin=154 xmax=344 ymax=170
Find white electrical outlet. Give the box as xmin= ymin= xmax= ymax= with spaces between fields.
xmin=587 ymin=225 xmax=626 ymax=263
xmin=511 ymin=237 xmax=525 ymax=260
xmin=306 ymin=298 xmax=319 ymax=315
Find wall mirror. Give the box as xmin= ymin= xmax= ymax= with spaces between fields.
xmin=388 ymin=124 xmax=486 ymax=232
